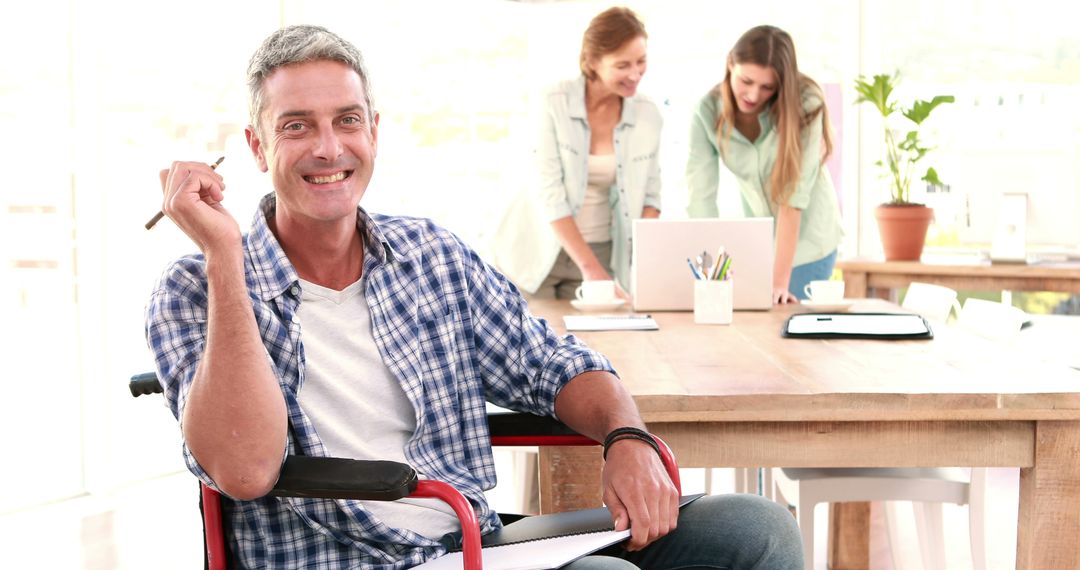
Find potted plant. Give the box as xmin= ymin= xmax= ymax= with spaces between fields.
xmin=854 ymin=73 xmax=954 ymax=260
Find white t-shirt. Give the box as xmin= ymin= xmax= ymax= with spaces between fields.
xmin=295 ymin=277 xmax=459 ymax=539
xmin=574 ymin=153 xmax=616 ymax=243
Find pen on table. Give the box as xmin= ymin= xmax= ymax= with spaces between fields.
xmin=711 ymin=252 xmax=728 ymax=280
xmin=708 ymin=247 xmax=726 ymax=280
xmin=686 ymin=257 xmax=704 ymax=280
xmin=145 ymin=156 xmax=226 ymax=230
xmin=718 ymin=255 xmax=733 ymax=281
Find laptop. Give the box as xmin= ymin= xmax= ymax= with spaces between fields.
xmin=631 ymin=218 xmax=774 ymax=311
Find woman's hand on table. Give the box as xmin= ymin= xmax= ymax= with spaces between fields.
xmin=773 ymin=287 xmax=799 ymax=305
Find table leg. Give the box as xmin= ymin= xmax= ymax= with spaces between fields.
xmin=538 ymin=446 xmax=603 ymax=513
xmin=827 ymin=502 xmax=870 ymax=570
xmin=842 ymin=271 xmax=868 ymax=299
xmin=1016 ymin=420 xmax=1080 ymax=569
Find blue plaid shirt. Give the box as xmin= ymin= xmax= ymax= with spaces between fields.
xmin=145 ymin=194 xmax=614 ymax=568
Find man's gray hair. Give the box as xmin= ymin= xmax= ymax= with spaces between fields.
xmin=247 ymin=25 xmax=375 ymax=134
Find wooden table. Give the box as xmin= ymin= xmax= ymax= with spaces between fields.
xmin=528 ymin=298 xmax=1080 ymax=569
xmin=836 ymin=256 xmax=1080 ymax=298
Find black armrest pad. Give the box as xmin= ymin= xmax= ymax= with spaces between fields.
xmin=129 ymin=372 xmax=163 ymax=397
xmin=487 ymin=412 xmax=583 ymax=438
xmin=270 ymin=456 xmax=419 ymax=501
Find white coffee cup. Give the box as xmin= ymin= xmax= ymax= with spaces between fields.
xmin=575 ymin=280 xmax=616 ymax=303
xmin=803 ymin=280 xmax=845 ymax=303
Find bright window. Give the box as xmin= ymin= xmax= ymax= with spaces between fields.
xmin=859 ymin=0 xmax=1080 ymax=254
xmin=2 ymin=0 xmax=1076 ymax=510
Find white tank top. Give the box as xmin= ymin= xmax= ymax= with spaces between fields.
xmin=574 ymin=154 xmax=616 ymax=243
xmin=296 ymin=277 xmax=459 ymax=539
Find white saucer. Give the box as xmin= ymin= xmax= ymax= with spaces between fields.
xmin=570 ymin=298 xmax=627 ymax=311
xmin=800 ymin=299 xmax=855 ymax=312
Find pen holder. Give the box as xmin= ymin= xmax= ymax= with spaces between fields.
xmin=694 ymin=280 xmax=733 ymax=325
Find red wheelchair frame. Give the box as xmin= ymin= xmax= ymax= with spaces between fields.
xmin=131 ymin=373 xmax=681 ymax=569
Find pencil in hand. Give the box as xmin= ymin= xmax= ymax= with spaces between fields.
xmin=145 ymin=156 xmax=226 ymax=230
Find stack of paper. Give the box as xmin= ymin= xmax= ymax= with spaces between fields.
xmin=414 ymin=529 xmax=630 ymax=570
xmin=414 ymin=494 xmax=703 ymax=570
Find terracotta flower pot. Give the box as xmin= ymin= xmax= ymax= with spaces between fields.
xmin=874 ymin=204 xmax=934 ymax=261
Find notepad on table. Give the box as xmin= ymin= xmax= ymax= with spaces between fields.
xmin=414 ymin=494 xmax=704 ymax=570
xmin=563 ymin=314 xmax=659 ymax=331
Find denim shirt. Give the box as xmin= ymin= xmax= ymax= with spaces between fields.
xmin=493 ymin=75 xmax=662 ymax=293
xmin=145 ymin=193 xmax=614 ymax=568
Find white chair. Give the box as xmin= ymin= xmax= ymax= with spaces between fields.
xmin=772 ymin=467 xmax=987 ymax=570
xmin=768 ymin=283 xmax=988 ymax=570
xmin=729 ymin=283 xmax=964 ymax=511
xmin=902 ymin=282 xmax=962 ymax=323
xmin=746 ymin=285 xmax=1012 ymax=569
xmin=957 ymin=297 xmax=1027 ymax=341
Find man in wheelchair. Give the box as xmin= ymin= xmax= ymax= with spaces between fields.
xmin=145 ymin=24 xmax=802 ymax=569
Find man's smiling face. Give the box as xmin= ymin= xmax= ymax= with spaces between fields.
xmin=247 ymin=59 xmax=379 ymax=228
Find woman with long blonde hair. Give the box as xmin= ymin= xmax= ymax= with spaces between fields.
xmin=687 ymin=25 xmax=842 ymax=304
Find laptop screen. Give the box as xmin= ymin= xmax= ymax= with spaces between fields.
xmin=631 ymin=218 xmax=774 ymax=311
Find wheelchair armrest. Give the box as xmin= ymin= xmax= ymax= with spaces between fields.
xmin=265 ymin=457 xmax=477 ymax=567
xmin=130 ymin=372 xmax=163 ymax=397
xmin=487 ymin=412 xmax=598 ymax=447
xmin=487 ymin=412 xmax=585 ymax=438
xmin=486 ymin=411 xmax=682 ymax=495
xmin=269 ymin=456 xmax=419 ymax=501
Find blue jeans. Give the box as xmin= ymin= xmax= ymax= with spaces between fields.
xmin=788 ymin=250 xmax=838 ymax=301
xmin=565 ymin=494 xmax=804 ymax=569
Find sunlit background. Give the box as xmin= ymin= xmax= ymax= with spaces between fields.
xmin=1 ymin=0 xmax=1078 ymax=566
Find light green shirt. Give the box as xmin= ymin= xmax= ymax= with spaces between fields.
xmin=685 ymin=86 xmax=842 ymax=267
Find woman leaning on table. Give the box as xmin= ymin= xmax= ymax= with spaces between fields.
xmin=494 ymin=6 xmax=662 ymax=300
xmin=686 ymin=25 xmax=842 ymax=304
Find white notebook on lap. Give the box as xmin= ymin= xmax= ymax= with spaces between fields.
xmin=414 ymin=494 xmax=704 ymax=570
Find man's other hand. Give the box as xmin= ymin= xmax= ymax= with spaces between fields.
xmin=601 ymin=437 xmax=679 ymax=551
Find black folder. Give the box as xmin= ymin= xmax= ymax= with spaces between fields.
xmin=782 ymin=312 xmax=933 ymax=340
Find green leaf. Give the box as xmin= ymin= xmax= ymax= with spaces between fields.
xmin=855 ymin=72 xmax=952 ymax=204
xmin=922 ymin=167 xmax=943 ymax=186
xmin=897 ymin=131 xmax=920 ymax=152
xmin=903 ymin=95 xmax=955 ymax=125
xmin=853 ymin=73 xmax=897 ymax=117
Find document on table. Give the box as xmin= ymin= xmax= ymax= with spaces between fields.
xmin=783 ymin=312 xmax=933 ymax=339
xmin=414 ymin=494 xmax=704 ymax=570
xmin=563 ymin=314 xmax=659 ymax=331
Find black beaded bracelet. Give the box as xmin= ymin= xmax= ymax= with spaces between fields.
xmin=604 ymin=426 xmax=655 ymax=448
xmin=602 ymin=426 xmax=661 ymax=460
